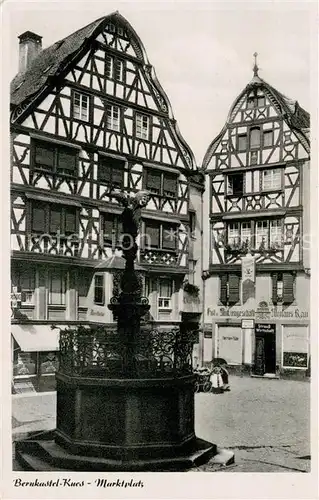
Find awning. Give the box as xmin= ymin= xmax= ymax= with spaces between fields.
xmin=25 ymin=192 xmax=81 ymax=207
xmin=11 ymin=324 xmax=60 ymax=352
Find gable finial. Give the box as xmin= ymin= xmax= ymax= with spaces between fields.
xmin=253 ymin=52 xmax=259 ymax=77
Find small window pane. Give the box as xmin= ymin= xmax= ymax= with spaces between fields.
xmin=247 ymin=97 xmax=255 ymax=109
xmin=94 ymin=274 xmax=104 ymax=305
xmin=106 ymin=56 xmax=113 ymax=78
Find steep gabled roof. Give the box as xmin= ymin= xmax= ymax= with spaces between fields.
xmin=11 ymin=16 xmax=106 ymax=107
xmin=10 ymin=12 xmax=196 ymax=169
xmin=202 ymin=74 xmax=310 ymax=169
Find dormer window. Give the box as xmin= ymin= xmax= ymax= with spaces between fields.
xmin=73 ymin=92 xmax=89 ymax=121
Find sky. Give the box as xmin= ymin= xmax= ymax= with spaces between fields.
xmin=5 ymin=0 xmax=314 ymax=165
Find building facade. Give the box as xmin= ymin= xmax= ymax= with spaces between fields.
xmin=199 ymin=65 xmax=310 ymax=378
xmin=10 ymin=13 xmax=203 ymax=393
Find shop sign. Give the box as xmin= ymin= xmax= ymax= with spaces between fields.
xmin=207 ymin=304 xmax=309 ymax=320
xmin=241 ymin=319 xmax=255 ymax=329
xmin=255 ymin=323 xmax=276 ymax=334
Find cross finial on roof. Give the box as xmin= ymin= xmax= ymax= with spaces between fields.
xmin=253 ymin=52 xmax=259 ymax=77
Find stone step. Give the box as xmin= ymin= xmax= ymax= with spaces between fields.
xmin=15 ymin=437 xmax=218 ymax=472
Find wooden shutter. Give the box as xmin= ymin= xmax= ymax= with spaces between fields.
xmin=58 ymin=148 xmax=76 ymax=175
xmin=162 ymin=224 xmax=176 ymax=250
xmin=111 ymin=166 xmax=123 ymax=188
xmin=32 ymin=203 xmax=46 ymax=232
xmin=49 ymin=206 xmax=62 ymax=234
xmin=283 ymin=272 xmax=294 ymax=304
xmin=98 ymin=157 xmax=111 ymax=183
xmin=35 ymin=142 xmax=54 ymax=170
xmin=271 ymin=273 xmax=278 ymax=304
xmin=65 ymin=208 xmax=76 ymax=234
xmin=146 ymin=170 xmax=161 ymax=192
xmin=228 ymin=274 xmax=240 ymax=304
xmin=220 ymin=274 xmax=228 ymax=304
xmin=145 ymin=222 xmax=160 ymax=247
xmin=163 ymin=174 xmax=177 ymax=196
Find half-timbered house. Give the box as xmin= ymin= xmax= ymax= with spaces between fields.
xmin=200 ymin=61 xmax=310 ymax=378
xmin=10 ymin=13 xmax=203 ymax=393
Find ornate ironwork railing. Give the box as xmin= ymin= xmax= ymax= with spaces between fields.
xmin=58 ymin=325 xmax=195 ymax=379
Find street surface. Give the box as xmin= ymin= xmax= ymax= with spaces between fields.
xmin=12 ymin=376 xmax=310 ymax=472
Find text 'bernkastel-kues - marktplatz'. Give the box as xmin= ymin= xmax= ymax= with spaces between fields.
xmin=10 ymin=12 xmax=310 ymax=394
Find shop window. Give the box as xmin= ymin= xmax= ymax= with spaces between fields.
xmin=94 ymin=274 xmax=105 ymax=305
xmin=49 ymin=270 xmax=66 ymax=305
xmin=220 ymin=274 xmax=240 ymax=305
xmin=39 ymin=352 xmax=59 ymax=374
xmin=13 ymin=349 xmax=37 ymax=377
xmin=158 ymin=278 xmax=172 ymax=310
xmin=272 ymin=272 xmax=294 ymax=305
xmin=33 ymin=140 xmax=77 ymax=177
xmin=18 ymin=269 xmax=35 ymax=305
xmin=98 ymin=155 xmax=124 ymax=190
xmin=227 ymin=173 xmax=244 ymax=196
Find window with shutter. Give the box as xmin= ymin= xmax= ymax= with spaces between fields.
xmin=32 ymin=204 xmax=46 ymax=232
xmin=228 ymin=274 xmax=240 ymax=304
xmin=162 ymin=224 xmax=177 ymax=250
xmin=49 ymin=270 xmax=66 ymax=305
xmin=283 ymin=272 xmax=294 ymax=304
xmin=220 ymin=274 xmax=228 ymax=304
xmin=50 ymin=207 xmax=62 ymax=234
xmin=111 ymin=167 xmax=123 ymax=189
xmin=35 ymin=143 xmax=55 ymax=171
xmin=103 ymin=214 xmax=115 ymax=245
xmin=146 ymin=170 xmax=161 ymax=194
xmin=271 ymin=274 xmax=278 ymax=304
xmin=145 ymin=222 xmax=160 ymax=248
xmin=57 ymin=149 xmax=77 ymax=176
xmin=163 ymin=174 xmax=177 ymax=197
xmin=65 ymin=208 xmax=76 ymax=234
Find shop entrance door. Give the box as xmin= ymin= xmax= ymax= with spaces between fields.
xmin=254 ymin=324 xmax=276 ymax=375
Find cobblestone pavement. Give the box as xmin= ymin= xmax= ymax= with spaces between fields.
xmin=12 ymin=376 xmax=310 ymax=472
xmin=194 ymin=375 xmax=310 ymax=472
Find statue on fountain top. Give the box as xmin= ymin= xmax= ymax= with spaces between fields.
xmin=111 ymin=190 xmax=150 ymax=240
